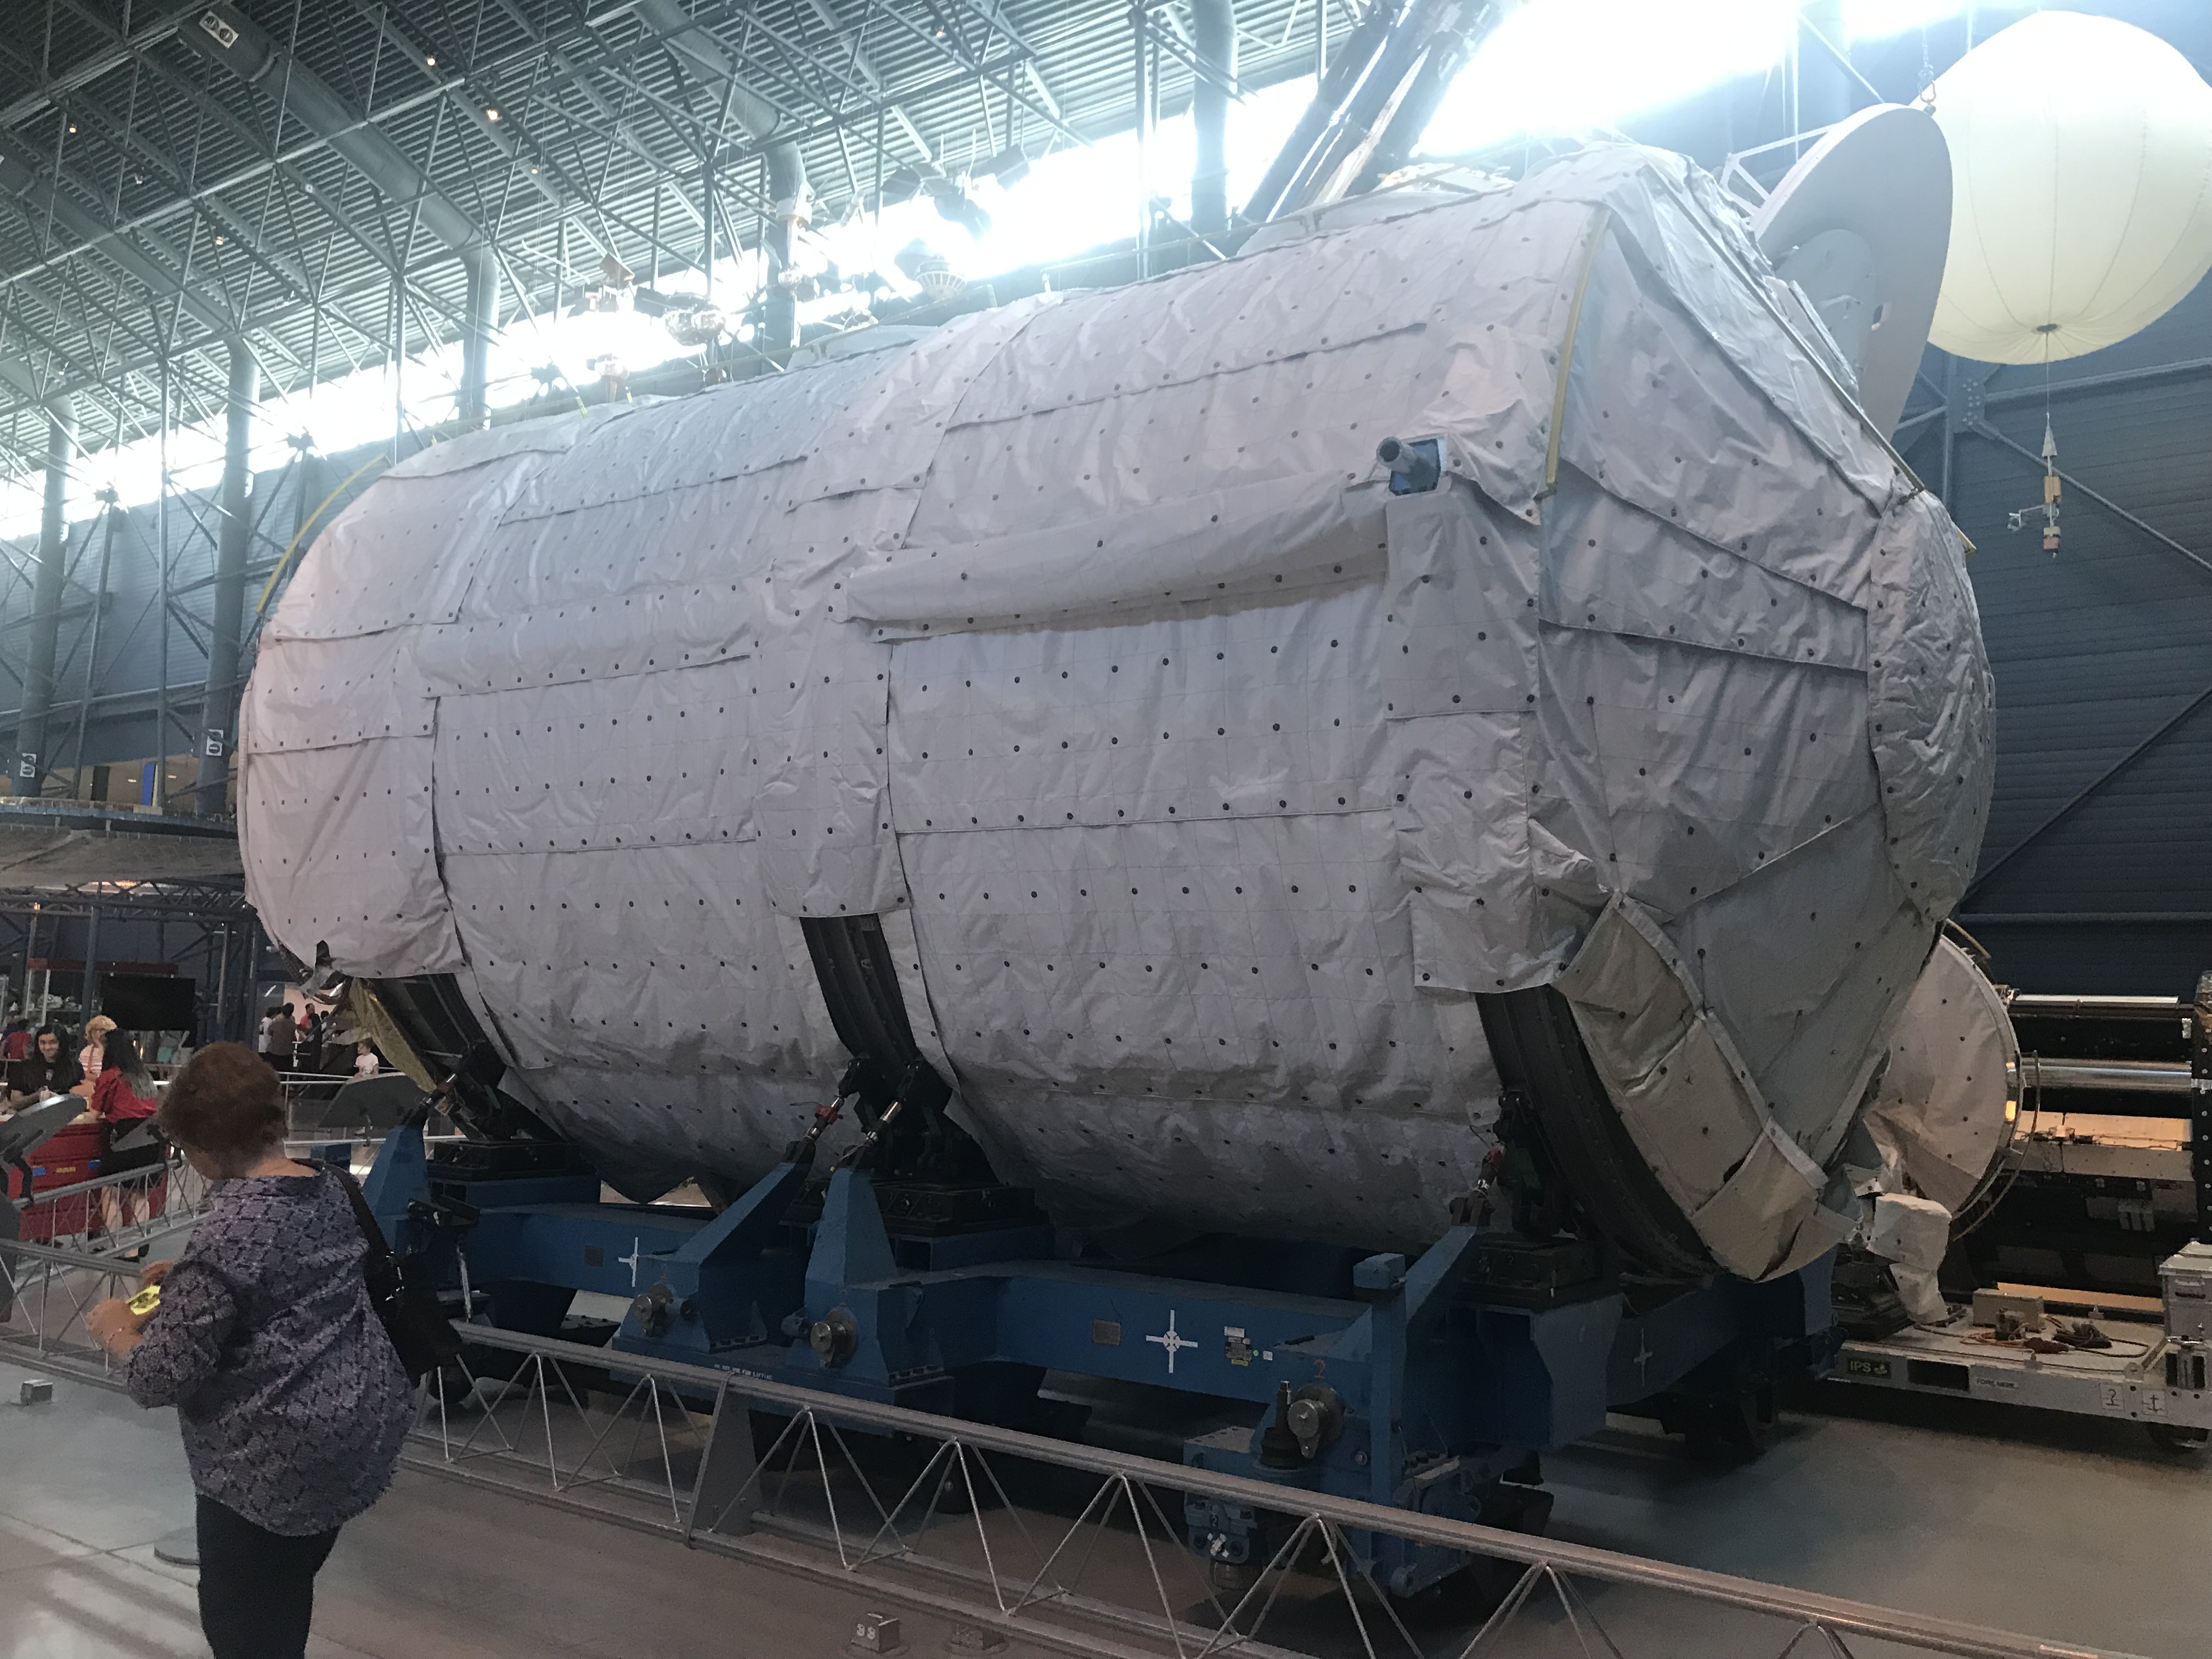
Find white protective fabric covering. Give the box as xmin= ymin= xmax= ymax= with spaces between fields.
xmin=1864 ymin=1190 xmax=1956 ymax=1325
xmin=238 ymin=145 xmax=1995 ymax=1266
xmin=1860 ymin=936 xmax=2018 ymax=1213
xmin=1556 ymin=899 xmax=1855 ymax=1282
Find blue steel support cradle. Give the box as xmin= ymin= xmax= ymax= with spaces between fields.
xmin=363 ymin=1126 xmax=1833 ymax=1596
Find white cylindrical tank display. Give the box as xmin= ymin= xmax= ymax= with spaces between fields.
xmin=1928 ymin=10 xmax=2212 ymax=364
xmin=238 ymin=145 xmax=1995 ymax=1279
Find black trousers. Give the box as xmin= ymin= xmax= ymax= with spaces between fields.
xmin=195 ymin=1494 xmax=342 ymax=1659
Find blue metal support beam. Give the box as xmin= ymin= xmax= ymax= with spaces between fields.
xmin=357 ymin=1124 xmax=1835 ymax=1598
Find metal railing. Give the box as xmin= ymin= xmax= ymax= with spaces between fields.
xmin=1 ymin=1156 xmax=211 ymax=1372
xmin=275 ymin=1070 xmax=362 ymax=1114
xmin=0 ymin=1234 xmax=2153 ymax=1659
xmin=0 ymin=1234 xmax=148 ymax=1376
xmin=7 ymin=1154 xmax=211 ymax=1259
xmin=408 ymin=1326 xmax=2148 ymax=1659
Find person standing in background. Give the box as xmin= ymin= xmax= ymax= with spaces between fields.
xmin=351 ymin=1040 xmax=381 ymax=1079
xmin=259 ymin=1005 xmax=295 ymax=1071
xmin=78 ymin=1012 xmax=115 ymax=1079
xmin=2 ymin=1020 xmax=30 ymax=1062
xmin=79 ymin=1031 xmax=163 ymax=1233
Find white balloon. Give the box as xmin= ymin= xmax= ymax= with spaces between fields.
xmin=1929 ymin=10 xmax=2212 ymax=364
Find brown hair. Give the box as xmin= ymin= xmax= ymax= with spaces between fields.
xmin=159 ymin=1042 xmax=286 ymax=1161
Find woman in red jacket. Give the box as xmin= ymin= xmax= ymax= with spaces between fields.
xmin=79 ymin=1031 xmax=163 ymax=1234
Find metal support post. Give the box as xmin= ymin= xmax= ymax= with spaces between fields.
xmin=1242 ymin=0 xmax=1403 ymax=224
xmin=2193 ymin=973 xmax=2212 ymax=1246
xmin=1132 ymin=4 xmax=1152 ymax=277
xmin=62 ymin=503 xmax=119 ymax=786
xmin=229 ymin=921 xmax=250 ymax=1043
xmin=702 ymin=152 xmax=716 ymax=311
xmin=1940 ymin=355 xmax=1959 ymax=510
xmin=14 ymin=906 xmax=35 ymax=1024
xmin=460 ymin=247 xmax=496 ymax=428
xmin=155 ymin=354 xmax=171 ymax=813
xmin=194 ymin=340 xmax=256 ymax=816
xmin=1191 ymin=0 xmax=1236 ymax=237
xmin=217 ymin=923 xmax=234 ymax=1045
xmin=392 ymin=276 xmax=405 ymax=459
xmin=79 ymin=905 xmax=100 ymax=1020
xmin=630 ymin=0 xmax=804 ymax=353
xmin=11 ymin=398 xmax=76 ymax=797
xmin=212 ymin=924 xmax=232 ymax=1045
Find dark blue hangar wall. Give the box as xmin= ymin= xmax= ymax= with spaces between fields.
xmin=1908 ymin=297 xmax=2212 ymax=996
xmin=0 ymin=441 xmax=387 ymax=795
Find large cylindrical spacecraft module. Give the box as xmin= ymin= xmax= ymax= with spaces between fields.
xmin=238 ymin=144 xmax=1994 ymax=1282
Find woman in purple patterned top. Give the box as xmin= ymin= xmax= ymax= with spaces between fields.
xmin=86 ymin=1042 xmax=412 ymax=1659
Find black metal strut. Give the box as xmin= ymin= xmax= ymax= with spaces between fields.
xmin=800 ymin=913 xmax=993 ymax=1187
xmin=1475 ymin=986 xmax=1715 ymax=1281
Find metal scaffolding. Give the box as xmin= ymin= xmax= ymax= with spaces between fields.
xmin=0 ymin=872 xmax=263 ymax=1043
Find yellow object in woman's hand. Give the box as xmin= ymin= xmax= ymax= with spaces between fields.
xmin=127 ymin=1284 xmax=162 ymax=1317
xmin=84 ymin=1295 xmax=150 ymax=1357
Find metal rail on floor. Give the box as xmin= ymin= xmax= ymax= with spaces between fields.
xmin=0 ymin=1233 xmax=2151 ymax=1659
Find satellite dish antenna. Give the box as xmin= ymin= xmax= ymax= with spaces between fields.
xmin=1751 ymin=104 xmax=1951 ymax=438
